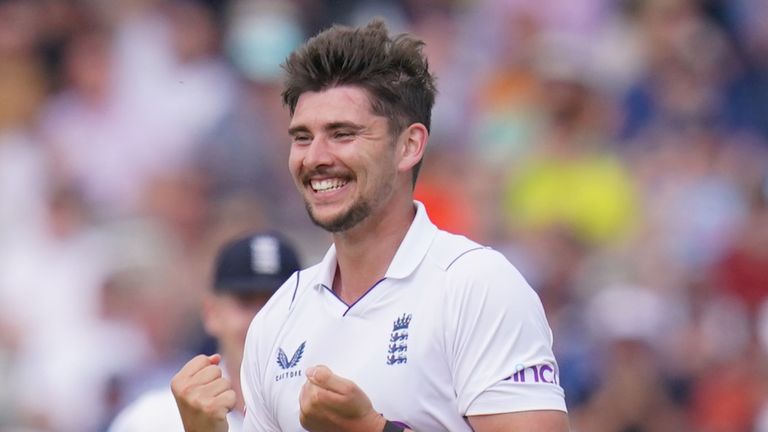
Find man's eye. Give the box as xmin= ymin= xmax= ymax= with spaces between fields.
xmin=293 ymin=135 xmax=311 ymax=144
xmin=335 ymin=131 xmax=354 ymax=139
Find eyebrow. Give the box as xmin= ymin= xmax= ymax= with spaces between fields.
xmin=287 ymin=125 xmax=310 ymax=137
xmin=288 ymin=122 xmax=365 ymax=137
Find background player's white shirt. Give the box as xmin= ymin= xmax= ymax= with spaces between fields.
xmin=241 ymin=201 xmax=566 ymax=432
xmin=108 ymin=376 xmax=243 ymax=432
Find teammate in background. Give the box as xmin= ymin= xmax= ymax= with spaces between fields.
xmin=173 ymin=20 xmax=569 ymax=432
xmin=109 ymin=232 xmax=301 ymax=432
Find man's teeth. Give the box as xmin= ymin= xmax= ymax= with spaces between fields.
xmin=311 ymin=178 xmax=348 ymax=192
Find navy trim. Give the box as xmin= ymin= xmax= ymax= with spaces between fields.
xmin=321 ymin=283 xmax=344 ymax=305
xmin=321 ymin=278 xmax=388 ymax=316
xmin=446 ymin=247 xmax=486 ymax=270
xmin=289 ymin=271 xmax=300 ymax=310
xmin=343 ymin=278 xmax=386 ymax=316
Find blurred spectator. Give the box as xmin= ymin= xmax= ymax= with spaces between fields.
xmin=0 ymin=0 xmax=766 ymax=430
xmin=566 ymin=284 xmax=689 ymax=430
xmin=198 ymin=0 xmax=303 ymax=223
xmin=688 ymin=347 xmax=764 ymax=432
xmin=0 ymin=0 xmax=47 ymax=130
xmin=0 ymin=130 xmax=48 ymax=243
xmin=722 ymin=0 xmax=768 ymax=142
xmin=0 ymin=186 xmax=148 ymax=431
xmin=715 ymin=172 xmax=768 ymax=315
xmin=627 ymin=126 xmax=750 ymax=272
xmin=500 ymin=54 xmax=637 ymax=246
xmin=572 ymin=339 xmax=690 ymax=431
xmin=619 ymin=0 xmax=736 ymax=142
xmin=39 ymin=0 xmax=235 ymax=217
xmin=414 ymin=147 xmax=481 ymax=238
xmin=465 ymin=1 xmax=546 ymax=166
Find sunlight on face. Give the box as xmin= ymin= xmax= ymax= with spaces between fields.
xmin=288 ymin=86 xmax=399 ymax=233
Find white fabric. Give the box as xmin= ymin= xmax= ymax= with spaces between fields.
xmin=0 ymin=131 xmax=47 ymax=240
xmin=108 ymin=387 xmax=243 ymax=432
xmin=241 ymin=201 xmax=566 ymax=431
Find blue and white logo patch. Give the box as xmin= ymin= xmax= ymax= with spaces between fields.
xmin=274 ymin=341 xmax=306 ymax=382
xmin=277 ymin=341 xmax=305 ymax=369
xmin=387 ymin=313 xmax=412 ymax=365
xmin=251 ymin=236 xmax=281 ymax=275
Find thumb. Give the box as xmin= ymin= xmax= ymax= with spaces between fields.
xmin=208 ymin=353 xmax=222 ymax=365
xmin=306 ymin=365 xmax=332 ymax=385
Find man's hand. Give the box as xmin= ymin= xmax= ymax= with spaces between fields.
xmin=299 ymin=365 xmax=386 ymax=432
xmin=171 ymin=354 xmax=235 ymax=432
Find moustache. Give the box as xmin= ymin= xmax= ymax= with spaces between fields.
xmin=300 ymin=168 xmax=354 ymax=184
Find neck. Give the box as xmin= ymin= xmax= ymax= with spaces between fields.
xmin=331 ymin=195 xmax=415 ymax=304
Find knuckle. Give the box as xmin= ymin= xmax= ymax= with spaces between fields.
xmin=172 ymin=381 xmax=193 ymax=399
xmin=311 ymin=388 xmax=323 ymax=405
xmin=299 ymin=410 xmax=317 ymax=429
xmin=224 ymin=390 xmax=237 ymax=408
xmin=205 ymin=365 xmax=223 ymax=378
xmin=170 ymin=378 xmax=182 ymax=394
xmin=183 ymin=355 xmax=205 ymax=371
xmin=189 ymin=393 xmax=205 ymax=408
xmin=171 ymin=376 xmax=192 ymax=392
xmin=200 ymin=398 xmax=219 ymax=415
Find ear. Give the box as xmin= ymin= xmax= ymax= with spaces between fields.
xmin=397 ymin=123 xmax=428 ymax=173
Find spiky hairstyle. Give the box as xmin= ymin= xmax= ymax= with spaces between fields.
xmin=281 ymin=19 xmax=437 ymax=136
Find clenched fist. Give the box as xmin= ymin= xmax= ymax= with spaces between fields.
xmin=171 ymin=354 xmax=235 ymax=432
xmin=299 ymin=365 xmax=386 ymax=432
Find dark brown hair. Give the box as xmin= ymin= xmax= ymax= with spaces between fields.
xmin=281 ymin=19 xmax=437 ymax=183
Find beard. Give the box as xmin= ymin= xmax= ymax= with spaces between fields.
xmin=305 ymin=197 xmax=372 ymax=232
xmin=298 ymin=149 xmax=397 ymax=233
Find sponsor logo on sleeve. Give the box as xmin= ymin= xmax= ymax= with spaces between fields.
xmin=504 ymin=362 xmax=560 ymax=385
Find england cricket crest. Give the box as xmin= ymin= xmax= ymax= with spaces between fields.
xmin=387 ymin=313 xmax=412 ymax=365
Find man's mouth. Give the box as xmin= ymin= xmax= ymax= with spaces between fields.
xmin=310 ymin=178 xmax=349 ymax=193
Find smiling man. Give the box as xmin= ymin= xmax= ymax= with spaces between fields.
xmin=172 ymin=20 xmax=569 ymax=432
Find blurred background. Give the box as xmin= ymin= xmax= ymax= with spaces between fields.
xmin=0 ymin=0 xmax=767 ymax=430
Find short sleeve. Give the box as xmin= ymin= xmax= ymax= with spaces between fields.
xmin=443 ymin=249 xmax=567 ymax=416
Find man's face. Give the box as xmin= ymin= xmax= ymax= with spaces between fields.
xmin=204 ymin=293 xmax=270 ymax=359
xmin=288 ymin=86 xmax=400 ymax=232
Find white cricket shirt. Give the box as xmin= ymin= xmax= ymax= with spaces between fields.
xmin=241 ymin=202 xmax=566 ymax=431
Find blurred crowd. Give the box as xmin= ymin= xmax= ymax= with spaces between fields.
xmin=0 ymin=0 xmax=767 ymax=431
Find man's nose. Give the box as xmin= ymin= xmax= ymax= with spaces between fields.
xmin=303 ymin=136 xmax=334 ymax=168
